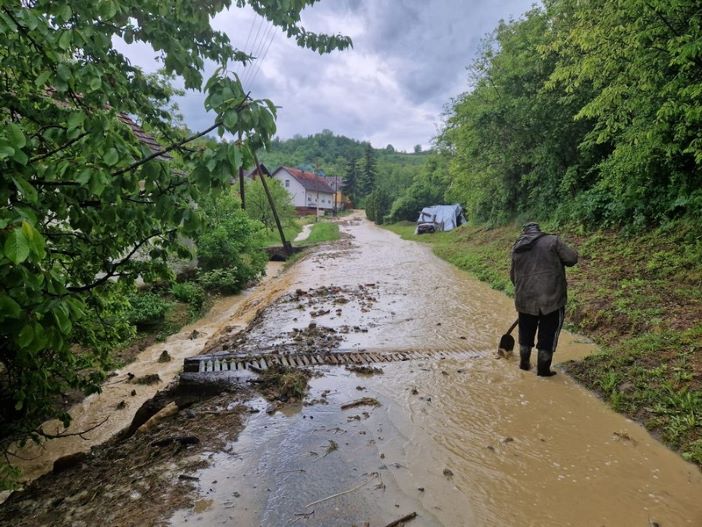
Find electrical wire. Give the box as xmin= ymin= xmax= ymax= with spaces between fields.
xmin=248 ymin=26 xmax=276 ymax=87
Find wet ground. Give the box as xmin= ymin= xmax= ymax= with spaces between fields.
xmin=170 ymin=213 xmax=702 ymax=526
xmin=6 ymin=261 xmax=290 ymax=484
xmin=3 ymin=213 xmax=702 ymax=526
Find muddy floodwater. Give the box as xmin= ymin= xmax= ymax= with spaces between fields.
xmin=169 ymin=214 xmax=702 ymax=526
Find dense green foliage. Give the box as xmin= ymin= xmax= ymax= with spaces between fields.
xmin=438 ymin=0 xmax=702 ymax=228
xmin=388 ymin=154 xmax=452 ymax=222
xmin=0 ymin=0 xmax=349 ymax=482
xmin=244 ymin=177 xmax=296 ymax=233
xmin=195 ymin=188 xmax=267 ymax=292
xmin=126 ymin=292 xmax=170 ymax=328
xmin=170 ymin=281 xmax=205 ymax=313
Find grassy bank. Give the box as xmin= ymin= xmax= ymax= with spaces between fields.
xmin=384 ymin=220 xmax=702 ymax=465
xmin=299 ymin=221 xmax=340 ymax=246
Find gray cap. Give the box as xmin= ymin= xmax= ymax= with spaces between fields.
xmin=522 ymin=222 xmax=541 ymax=232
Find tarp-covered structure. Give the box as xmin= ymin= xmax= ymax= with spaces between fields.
xmin=416 ymin=204 xmax=466 ymax=232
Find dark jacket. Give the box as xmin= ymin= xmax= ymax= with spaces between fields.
xmin=510 ymin=226 xmax=578 ymax=316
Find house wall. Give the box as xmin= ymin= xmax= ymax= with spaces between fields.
xmin=305 ymin=191 xmax=335 ymax=210
xmin=273 ymin=169 xmax=307 ymax=207
xmin=273 ymin=168 xmax=335 ymax=210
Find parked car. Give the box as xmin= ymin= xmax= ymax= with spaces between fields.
xmin=416 ymin=218 xmax=437 ymax=234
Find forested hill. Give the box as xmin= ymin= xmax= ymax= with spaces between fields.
xmin=259 ymin=129 xmax=428 ymax=178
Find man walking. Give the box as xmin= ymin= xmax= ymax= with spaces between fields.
xmin=510 ymin=223 xmax=578 ymax=376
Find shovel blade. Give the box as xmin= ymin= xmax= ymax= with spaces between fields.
xmin=498 ymin=333 xmax=515 ymax=356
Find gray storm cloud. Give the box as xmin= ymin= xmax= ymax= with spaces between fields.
xmin=121 ymin=0 xmax=536 ymax=150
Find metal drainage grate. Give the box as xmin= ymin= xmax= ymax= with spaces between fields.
xmin=183 ymin=349 xmax=468 ymax=374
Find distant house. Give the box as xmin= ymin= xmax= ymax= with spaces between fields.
xmin=271 ymin=166 xmax=336 ymax=213
xmin=324 ymin=175 xmax=351 ymax=210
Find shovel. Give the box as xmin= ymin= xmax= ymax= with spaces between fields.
xmin=497 ymin=319 xmax=519 ymax=358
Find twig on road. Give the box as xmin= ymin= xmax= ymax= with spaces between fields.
xmin=340 ymin=397 xmax=381 ymax=410
xmin=304 ymin=475 xmax=376 ymax=508
xmin=384 ymin=512 xmax=418 ymax=527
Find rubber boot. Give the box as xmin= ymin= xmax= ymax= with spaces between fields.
xmin=537 ymin=349 xmax=557 ymax=377
xmin=519 ymin=345 xmax=532 ymax=371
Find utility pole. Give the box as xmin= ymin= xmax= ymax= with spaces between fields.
xmin=250 ymin=147 xmax=292 ymax=255
xmin=238 ymin=165 xmax=245 ymax=209
xmin=333 ymin=176 xmax=338 ymax=216
xmin=237 ymin=133 xmax=245 ymax=209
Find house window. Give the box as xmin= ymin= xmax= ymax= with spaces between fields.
xmin=285 ymin=179 xmax=290 ymax=188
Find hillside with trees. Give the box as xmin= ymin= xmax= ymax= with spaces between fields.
xmin=258 ymin=130 xmax=429 ymax=220
xmin=414 ymin=0 xmax=702 ymax=230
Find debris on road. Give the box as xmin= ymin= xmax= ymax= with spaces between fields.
xmin=384 ymin=511 xmax=418 ymax=526
xmin=341 ymin=397 xmax=381 ymax=410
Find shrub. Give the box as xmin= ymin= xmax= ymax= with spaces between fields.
xmin=195 ymin=188 xmax=268 ymax=286
xmin=198 ymin=268 xmax=245 ymax=294
xmin=171 ymin=281 xmax=205 ymax=310
xmin=127 ymin=292 xmax=170 ymax=328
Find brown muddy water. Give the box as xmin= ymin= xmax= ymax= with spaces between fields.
xmin=169 ymin=214 xmax=702 ymax=527
xmin=6 ymin=261 xmax=288 ymax=485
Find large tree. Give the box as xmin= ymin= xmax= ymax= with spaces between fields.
xmin=0 ymin=0 xmax=350 ymax=477
xmin=359 ymin=142 xmax=377 ymax=196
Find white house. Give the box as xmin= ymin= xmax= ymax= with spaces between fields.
xmin=271 ymin=166 xmax=336 ymax=211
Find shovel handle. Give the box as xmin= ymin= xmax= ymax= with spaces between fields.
xmin=507 ymin=318 xmax=519 ymax=335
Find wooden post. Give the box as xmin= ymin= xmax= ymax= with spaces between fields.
xmin=250 ymin=148 xmax=292 ymax=255
xmin=333 ymin=177 xmax=338 ymax=216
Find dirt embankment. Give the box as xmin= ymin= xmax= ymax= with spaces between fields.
xmin=384 ymin=219 xmax=702 ymax=465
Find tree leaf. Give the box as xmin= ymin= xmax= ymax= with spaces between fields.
xmin=17 ymin=324 xmax=34 ymax=347
xmin=12 ymin=176 xmax=38 ymax=204
xmin=0 ymin=144 xmax=14 ymax=159
xmin=35 ymin=70 xmax=52 ymax=87
xmin=68 ymin=111 xmax=85 ymax=131
xmin=58 ymin=30 xmax=72 ymax=50
xmin=103 ymin=148 xmax=119 ymax=166
xmin=22 ymin=221 xmax=45 ymax=259
xmin=4 ymin=227 xmax=30 ymax=264
xmin=0 ymin=295 xmax=22 ymax=319
xmin=53 ymin=305 xmax=72 ymax=334
xmin=6 ymin=123 xmax=26 ymax=149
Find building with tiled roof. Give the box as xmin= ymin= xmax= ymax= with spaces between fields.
xmin=271 ymin=166 xmax=336 ymax=212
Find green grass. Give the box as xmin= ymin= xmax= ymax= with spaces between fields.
xmin=299 ymin=221 xmax=340 ymax=246
xmin=383 ymin=219 xmax=702 ymax=466
xmin=261 ymin=224 xmax=302 ymax=247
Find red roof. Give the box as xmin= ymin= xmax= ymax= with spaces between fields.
xmin=275 ymin=166 xmax=335 ymax=194
xmin=117 ymin=113 xmax=172 ymax=160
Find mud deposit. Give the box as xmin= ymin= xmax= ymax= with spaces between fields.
xmin=3 ymin=213 xmax=702 ymax=526
xmin=0 ymin=388 xmax=250 ymax=527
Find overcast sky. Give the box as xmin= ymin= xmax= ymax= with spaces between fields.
xmin=121 ymin=0 xmax=537 ymax=151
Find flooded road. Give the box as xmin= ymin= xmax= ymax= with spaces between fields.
xmin=8 ymin=262 xmax=289 ymax=484
xmin=173 ymin=214 xmax=702 ymax=526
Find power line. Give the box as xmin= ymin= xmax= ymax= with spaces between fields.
xmin=248 ymin=26 xmax=276 ymax=87
xmin=242 ymin=14 xmax=266 ymax=85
